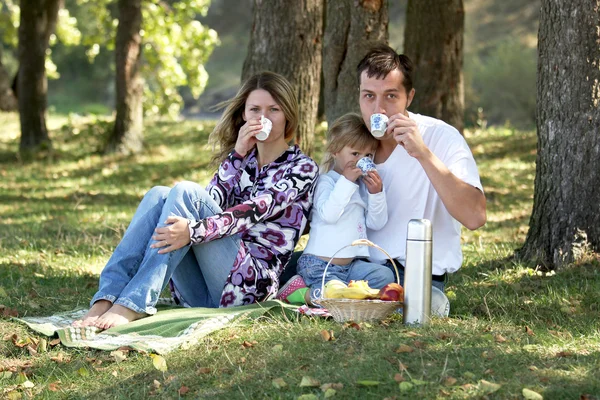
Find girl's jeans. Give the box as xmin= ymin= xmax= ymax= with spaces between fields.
xmin=90 ymin=181 xmax=241 ymax=314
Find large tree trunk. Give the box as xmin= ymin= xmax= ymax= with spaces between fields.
xmin=322 ymin=0 xmax=388 ymax=127
xmin=17 ymin=0 xmax=61 ymax=156
xmin=0 ymin=46 xmax=17 ymax=111
xmin=105 ymin=0 xmax=143 ymax=155
xmin=242 ymin=0 xmax=323 ymax=156
xmin=518 ymin=0 xmax=600 ymax=268
xmin=404 ymin=0 xmax=465 ymax=134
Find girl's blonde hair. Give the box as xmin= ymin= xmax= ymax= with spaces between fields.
xmin=322 ymin=113 xmax=379 ymax=171
xmin=208 ymin=71 xmax=298 ymax=166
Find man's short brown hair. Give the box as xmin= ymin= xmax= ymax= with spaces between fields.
xmin=356 ymin=44 xmax=415 ymax=94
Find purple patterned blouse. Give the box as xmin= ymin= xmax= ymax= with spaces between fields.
xmin=188 ymin=145 xmax=318 ymax=307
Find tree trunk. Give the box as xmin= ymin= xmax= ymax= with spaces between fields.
xmin=17 ymin=0 xmax=61 ymax=156
xmin=322 ymin=0 xmax=388 ymax=127
xmin=242 ymin=0 xmax=323 ymax=156
xmin=105 ymin=0 xmax=143 ymax=155
xmin=404 ymin=0 xmax=465 ymax=134
xmin=0 ymin=46 xmax=17 ymax=111
xmin=518 ymin=0 xmax=600 ymax=268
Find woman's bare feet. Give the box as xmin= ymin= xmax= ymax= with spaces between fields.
xmin=73 ymin=300 xmax=113 ymax=327
xmin=94 ymin=304 xmax=146 ymax=330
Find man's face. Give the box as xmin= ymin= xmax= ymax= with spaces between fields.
xmin=358 ymin=69 xmax=415 ymax=133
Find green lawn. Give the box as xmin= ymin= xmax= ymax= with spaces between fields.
xmin=1 ymin=112 xmax=599 ymax=399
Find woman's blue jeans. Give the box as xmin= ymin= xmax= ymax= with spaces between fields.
xmin=90 ymin=181 xmax=241 ymax=314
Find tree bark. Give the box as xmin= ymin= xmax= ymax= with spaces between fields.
xmin=242 ymin=0 xmax=323 ymax=156
xmin=17 ymin=0 xmax=61 ymax=156
xmin=518 ymin=0 xmax=600 ymax=268
xmin=322 ymin=0 xmax=388 ymax=127
xmin=105 ymin=0 xmax=143 ymax=155
xmin=404 ymin=0 xmax=465 ymax=134
xmin=0 ymin=46 xmax=17 ymax=111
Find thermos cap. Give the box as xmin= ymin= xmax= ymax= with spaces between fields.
xmin=407 ymin=219 xmax=432 ymax=241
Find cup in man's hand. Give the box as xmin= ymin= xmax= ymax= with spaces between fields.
xmin=370 ymin=113 xmax=388 ymax=138
xmin=256 ymin=115 xmax=272 ymax=141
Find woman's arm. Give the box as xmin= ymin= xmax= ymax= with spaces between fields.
xmin=206 ymin=150 xmax=246 ymax=210
xmin=189 ymin=157 xmax=318 ymax=244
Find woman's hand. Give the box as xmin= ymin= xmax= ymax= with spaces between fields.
xmin=234 ymin=118 xmax=263 ymax=156
xmin=363 ymin=170 xmax=383 ymax=194
xmin=151 ymin=216 xmax=191 ymax=254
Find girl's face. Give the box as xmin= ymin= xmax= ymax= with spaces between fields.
xmin=332 ymin=144 xmax=375 ymax=174
xmin=243 ymin=89 xmax=286 ymax=143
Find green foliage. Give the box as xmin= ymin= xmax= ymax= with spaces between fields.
xmin=465 ymin=39 xmax=537 ymax=128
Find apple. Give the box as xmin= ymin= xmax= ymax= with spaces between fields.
xmin=378 ymin=283 xmax=404 ymax=302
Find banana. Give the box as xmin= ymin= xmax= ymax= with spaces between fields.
xmin=324 ymin=279 xmax=380 ymax=300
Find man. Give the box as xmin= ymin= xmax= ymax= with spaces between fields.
xmin=277 ymin=44 xmax=486 ymax=313
xmin=355 ymin=44 xmax=486 ymax=314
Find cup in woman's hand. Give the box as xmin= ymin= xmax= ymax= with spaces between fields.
xmin=256 ymin=115 xmax=272 ymax=141
xmin=370 ymin=113 xmax=388 ymax=138
xmin=357 ymin=157 xmax=376 ymax=175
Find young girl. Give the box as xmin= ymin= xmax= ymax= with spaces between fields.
xmin=277 ymin=113 xmax=394 ymax=305
xmin=75 ymin=71 xmax=319 ymax=329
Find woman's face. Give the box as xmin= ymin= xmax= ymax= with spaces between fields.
xmin=243 ymin=89 xmax=287 ymax=142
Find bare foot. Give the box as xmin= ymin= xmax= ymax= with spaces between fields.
xmin=73 ymin=300 xmax=113 ymax=327
xmin=94 ymin=304 xmax=146 ymax=330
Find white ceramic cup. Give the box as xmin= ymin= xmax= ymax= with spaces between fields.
xmin=370 ymin=113 xmax=388 ymax=138
xmin=256 ymin=115 xmax=272 ymax=141
xmin=356 ymin=157 xmax=376 ymax=175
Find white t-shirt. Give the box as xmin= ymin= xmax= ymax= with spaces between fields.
xmin=367 ymin=112 xmax=483 ymax=275
xmin=303 ymin=170 xmax=387 ymax=258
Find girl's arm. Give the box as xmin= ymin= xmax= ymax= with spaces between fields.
xmin=206 ymin=150 xmax=246 ymax=210
xmin=365 ymin=190 xmax=388 ymax=230
xmin=189 ymin=157 xmax=318 ymax=244
xmin=314 ymin=174 xmax=359 ymax=224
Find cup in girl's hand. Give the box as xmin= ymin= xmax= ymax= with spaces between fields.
xmin=356 ymin=157 xmax=376 ymax=175
xmin=370 ymin=113 xmax=388 ymax=138
xmin=256 ymin=115 xmax=272 ymax=141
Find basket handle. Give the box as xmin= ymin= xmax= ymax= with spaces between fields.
xmin=318 ymin=239 xmax=400 ymax=300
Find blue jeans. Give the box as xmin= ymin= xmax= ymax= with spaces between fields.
xmin=297 ymin=254 xmax=395 ymax=301
xmin=91 ymin=181 xmax=241 ymax=314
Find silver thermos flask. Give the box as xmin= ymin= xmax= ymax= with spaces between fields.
xmin=403 ymin=219 xmax=433 ymax=325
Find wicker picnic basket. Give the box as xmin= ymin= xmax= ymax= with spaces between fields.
xmin=315 ymin=239 xmax=402 ymax=322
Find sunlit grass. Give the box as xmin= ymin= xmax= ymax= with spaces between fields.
xmin=0 ymin=114 xmax=599 ymax=398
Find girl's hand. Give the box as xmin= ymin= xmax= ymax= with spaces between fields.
xmin=342 ymin=160 xmax=362 ymax=183
xmin=151 ymin=216 xmax=191 ymax=254
xmin=363 ymin=170 xmax=383 ymax=194
xmin=234 ymin=118 xmax=263 ymax=156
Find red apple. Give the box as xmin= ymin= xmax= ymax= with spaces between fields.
xmin=378 ymin=283 xmax=404 ymax=302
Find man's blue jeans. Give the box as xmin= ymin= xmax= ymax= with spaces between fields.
xmin=90 ymin=181 xmax=241 ymax=314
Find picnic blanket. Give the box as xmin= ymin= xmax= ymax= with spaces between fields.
xmin=15 ymin=300 xmax=303 ymax=354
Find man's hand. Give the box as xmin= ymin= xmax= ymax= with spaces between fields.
xmin=151 ymin=216 xmax=191 ymax=254
xmin=342 ymin=160 xmax=362 ymax=183
xmin=363 ymin=170 xmax=383 ymax=194
xmin=234 ymin=118 xmax=262 ymax=156
xmin=388 ymin=113 xmax=428 ymax=159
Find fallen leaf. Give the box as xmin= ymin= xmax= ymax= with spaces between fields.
xmin=48 ymin=382 xmax=60 ymax=391
xmin=111 ymin=350 xmax=127 ymax=363
xmin=320 ymin=330 xmax=334 ymax=341
xmin=26 ymin=345 xmax=37 ymax=356
xmin=556 ymin=351 xmax=573 ymax=358
xmin=37 ymin=338 xmax=47 ymax=353
xmin=344 ymin=322 xmax=361 ymax=330
xmin=394 ymin=373 xmax=405 ymax=382
xmin=197 ymin=367 xmax=211 ymax=374
xmin=494 ymin=334 xmax=507 ymax=343
xmin=77 ymin=367 xmax=89 ymax=377
xmin=153 ymin=380 xmax=161 ymax=389
xmin=443 ymin=377 xmax=457 ymax=386
xmin=484 ymin=368 xmax=494 ymax=375
xmin=111 ymin=370 xmax=118 ymax=377
xmin=479 ymin=379 xmax=501 ymax=394
xmin=436 ymin=333 xmax=457 ymax=340
xmin=272 ymin=378 xmax=287 ymax=389
xmin=321 ymin=383 xmax=344 ymax=391
xmin=395 ymin=344 xmax=413 ymax=353
xmin=150 ymin=354 xmax=168 ymax=372
xmin=413 ymin=340 xmax=427 ymax=349
xmin=357 ymin=380 xmax=380 ymax=386
xmin=399 ymin=381 xmax=414 ymax=392
xmin=21 ymin=380 xmax=35 ymax=389
xmin=522 ymin=388 xmax=543 ymax=399
xmin=299 ymin=376 xmax=320 ymax=387
xmin=241 ymin=340 xmax=254 ymax=348
xmin=324 ymin=388 xmax=336 ymax=398
xmin=239 ymin=357 xmax=246 ymax=364
xmin=406 ymin=331 xmax=420 ymax=337
xmin=49 ymin=338 xmax=61 ymax=347
xmin=178 ymin=385 xmax=189 ymax=395
xmin=525 ymin=326 xmax=535 ymax=336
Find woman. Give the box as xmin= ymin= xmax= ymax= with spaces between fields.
xmin=76 ymin=72 xmax=319 ymax=329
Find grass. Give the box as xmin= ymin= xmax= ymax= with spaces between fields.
xmin=1 ymin=112 xmax=599 ymax=399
